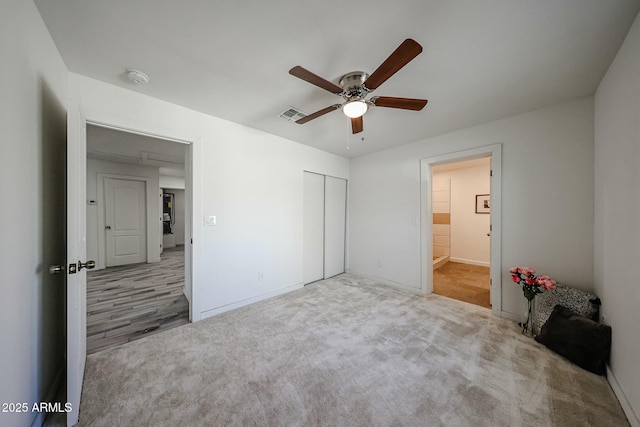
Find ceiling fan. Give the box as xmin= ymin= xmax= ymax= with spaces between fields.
xmin=288 ymin=38 xmax=428 ymax=134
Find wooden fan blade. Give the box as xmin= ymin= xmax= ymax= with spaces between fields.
xmin=289 ymin=66 xmax=343 ymax=95
xmin=372 ymin=96 xmax=428 ymax=111
xmin=295 ymin=104 xmax=341 ymax=124
xmin=351 ymin=116 xmax=363 ymax=134
xmin=364 ymin=39 xmax=422 ymax=91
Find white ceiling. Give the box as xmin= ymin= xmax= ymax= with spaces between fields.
xmin=87 ymin=125 xmax=186 ymax=159
xmin=35 ymin=0 xmax=640 ymax=158
xmin=87 ymin=124 xmax=186 ymax=176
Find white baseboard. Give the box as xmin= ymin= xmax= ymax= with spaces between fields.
xmin=199 ymin=282 xmax=304 ymax=320
xmin=449 ymin=257 xmax=490 ymax=267
xmin=607 ymin=365 xmax=639 ymax=427
xmin=346 ymin=270 xmax=425 ymax=295
xmin=500 ymin=310 xmax=522 ymax=323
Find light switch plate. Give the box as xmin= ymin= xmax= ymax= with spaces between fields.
xmin=204 ymin=215 xmax=216 ymax=226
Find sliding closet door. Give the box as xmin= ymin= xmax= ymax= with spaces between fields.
xmin=302 ymin=172 xmax=325 ymax=284
xmin=324 ymin=176 xmax=347 ymax=278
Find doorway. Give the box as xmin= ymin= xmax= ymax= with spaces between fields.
xmin=420 ymin=144 xmax=502 ymax=316
xmin=85 ymin=124 xmax=193 ymax=353
xmin=431 ymin=158 xmax=491 ymax=308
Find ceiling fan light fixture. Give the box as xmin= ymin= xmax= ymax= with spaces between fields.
xmin=343 ymin=100 xmax=368 ymax=118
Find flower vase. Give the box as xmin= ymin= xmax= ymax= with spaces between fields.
xmin=522 ymin=297 xmax=535 ymax=337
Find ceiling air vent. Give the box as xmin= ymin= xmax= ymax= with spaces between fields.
xmin=279 ymin=107 xmax=306 ymax=123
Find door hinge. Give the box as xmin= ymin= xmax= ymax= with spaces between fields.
xmin=490 ymin=224 xmax=492 ymax=231
xmin=490 ymin=169 xmax=493 ymax=177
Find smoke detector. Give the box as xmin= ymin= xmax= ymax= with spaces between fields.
xmin=126 ymin=69 xmax=150 ymax=85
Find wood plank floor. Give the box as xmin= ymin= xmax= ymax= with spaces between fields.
xmin=433 ymin=261 xmax=491 ymax=309
xmin=86 ymin=246 xmax=189 ymax=354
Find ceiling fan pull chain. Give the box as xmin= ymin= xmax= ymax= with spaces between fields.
xmin=346 ymin=117 xmax=351 ymax=151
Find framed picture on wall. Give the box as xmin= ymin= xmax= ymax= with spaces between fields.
xmin=475 ymin=194 xmax=490 ymax=214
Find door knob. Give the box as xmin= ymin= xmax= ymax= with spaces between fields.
xmin=105 ymin=225 xmax=111 ymax=230
xmin=49 ymin=264 xmax=66 ymax=274
xmin=78 ymin=260 xmax=96 ymax=271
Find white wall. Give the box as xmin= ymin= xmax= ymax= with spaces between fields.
xmin=349 ymin=96 xmax=594 ymax=318
xmin=159 ymin=175 xmax=185 ymax=189
xmin=594 ymin=11 xmax=640 ymax=426
xmin=86 ymin=159 xmax=161 ymax=269
xmin=433 ymin=164 xmax=491 ymax=266
xmin=0 ymin=1 xmax=68 ymax=426
xmin=70 ymin=73 xmax=349 ymax=320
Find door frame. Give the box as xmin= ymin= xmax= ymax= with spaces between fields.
xmin=420 ymin=143 xmax=502 ymax=316
xmin=86 ymin=120 xmax=195 ymax=321
xmin=97 ymin=174 xmax=153 ymax=269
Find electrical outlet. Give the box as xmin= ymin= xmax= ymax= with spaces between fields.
xmin=204 ymin=215 xmax=216 ymax=226
xmin=377 ymin=259 xmax=382 ymax=268
xmin=258 ymin=272 xmax=263 ymax=281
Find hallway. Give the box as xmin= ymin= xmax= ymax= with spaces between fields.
xmin=86 ymin=246 xmax=189 ymax=354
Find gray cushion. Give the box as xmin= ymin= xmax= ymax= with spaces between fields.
xmin=535 ymin=305 xmax=611 ymax=375
xmin=533 ymin=285 xmax=599 ymax=334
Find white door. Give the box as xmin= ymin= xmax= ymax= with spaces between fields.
xmin=105 ymin=178 xmax=147 ymax=266
xmin=67 ymin=94 xmax=90 ymax=426
xmin=324 ymin=176 xmax=347 ymax=278
xmin=302 ymin=172 xmax=325 ymax=284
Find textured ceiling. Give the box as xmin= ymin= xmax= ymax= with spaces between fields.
xmin=87 ymin=125 xmax=186 ymax=161
xmin=87 ymin=124 xmax=186 ymax=176
xmin=35 ymin=0 xmax=640 ymax=158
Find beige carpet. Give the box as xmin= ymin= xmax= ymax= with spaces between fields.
xmin=78 ymin=274 xmax=628 ymax=426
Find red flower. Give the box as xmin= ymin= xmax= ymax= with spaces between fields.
xmin=510 ymin=266 xmax=557 ymax=296
xmin=535 ymin=276 xmax=557 ymax=291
